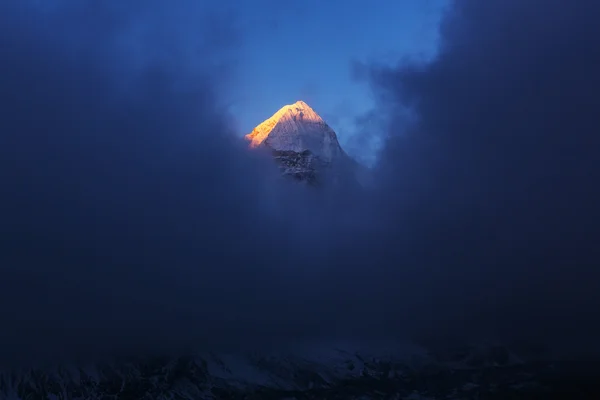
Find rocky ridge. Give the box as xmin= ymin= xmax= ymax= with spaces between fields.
xmin=2 ymin=342 xmax=599 ymax=399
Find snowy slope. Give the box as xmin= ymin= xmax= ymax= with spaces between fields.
xmin=245 ymin=100 xmax=366 ymax=187
xmin=1 ymin=340 xmax=586 ymax=399
xmin=0 ymin=340 xmax=427 ymax=399
xmin=245 ymin=100 xmax=345 ymax=162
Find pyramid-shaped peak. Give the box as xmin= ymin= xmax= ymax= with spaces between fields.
xmin=245 ymin=100 xmax=343 ymax=161
xmin=246 ymin=100 xmax=328 ymax=148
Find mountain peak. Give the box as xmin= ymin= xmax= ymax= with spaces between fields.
xmin=283 ymin=99 xmax=314 ymax=110
xmin=245 ymin=100 xmax=342 ymax=161
xmin=278 ymin=100 xmax=324 ymax=124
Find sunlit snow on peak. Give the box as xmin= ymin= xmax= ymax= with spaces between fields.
xmin=245 ymin=100 xmax=327 ymax=149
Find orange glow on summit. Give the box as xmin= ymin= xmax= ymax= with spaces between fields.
xmin=245 ymin=100 xmax=324 ymax=148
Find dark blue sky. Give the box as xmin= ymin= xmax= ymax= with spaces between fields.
xmin=230 ymin=0 xmax=446 ymax=151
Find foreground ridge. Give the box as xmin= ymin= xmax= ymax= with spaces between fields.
xmin=2 ymin=342 xmax=599 ymax=399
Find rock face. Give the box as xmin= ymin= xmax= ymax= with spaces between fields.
xmin=246 ymin=100 xmax=359 ymax=186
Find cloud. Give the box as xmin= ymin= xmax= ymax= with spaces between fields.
xmin=0 ymin=0 xmax=340 ymax=366
xmin=1 ymin=0 xmax=599 ymax=368
xmin=364 ymin=0 xmax=600 ymax=347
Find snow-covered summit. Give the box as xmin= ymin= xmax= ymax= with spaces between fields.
xmin=245 ymin=100 xmax=345 ymax=162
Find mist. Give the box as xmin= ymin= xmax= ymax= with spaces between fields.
xmin=1 ymin=0 xmax=599 ymax=367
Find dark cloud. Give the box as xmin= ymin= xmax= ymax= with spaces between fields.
xmin=365 ymin=0 xmax=600 ymax=348
xmin=0 ymin=0 xmax=344 ymax=366
xmin=1 ymin=0 xmax=599 ymax=368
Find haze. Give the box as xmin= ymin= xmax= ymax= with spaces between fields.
xmin=1 ymin=0 xmax=599 ymax=366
